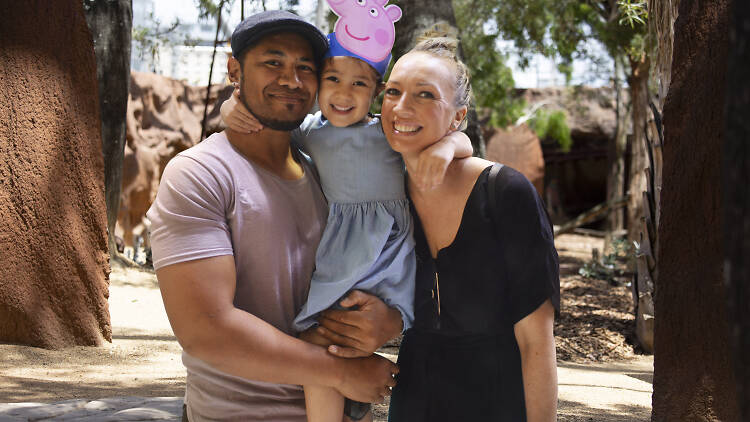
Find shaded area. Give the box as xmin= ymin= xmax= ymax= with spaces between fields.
xmin=558 ymin=400 xmax=650 ymax=422
xmin=0 ymin=377 xmax=185 ymax=404
xmin=554 ymin=235 xmax=640 ymax=362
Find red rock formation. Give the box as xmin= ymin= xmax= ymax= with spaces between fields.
xmin=119 ymin=72 xmax=232 ymax=249
xmin=497 ymin=86 xmax=616 ymax=223
xmin=484 ymin=124 xmax=545 ymax=195
xmin=0 ymin=1 xmax=110 ymax=348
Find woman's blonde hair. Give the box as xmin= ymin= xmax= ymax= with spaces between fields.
xmin=411 ymin=23 xmax=472 ymax=130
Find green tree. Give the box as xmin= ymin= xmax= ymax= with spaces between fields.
xmin=452 ymin=2 xmax=523 ymax=129
xmin=456 ymin=0 xmax=649 ymax=240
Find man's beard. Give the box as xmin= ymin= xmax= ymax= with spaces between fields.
xmin=239 ymin=91 xmax=306 ymax=131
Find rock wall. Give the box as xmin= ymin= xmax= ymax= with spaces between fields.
xmin=484 ymin=124 xmax=545 ymax=195
xmin=127 ymin=71 xmax=232 ymax=153
xmin=515 ymin=86 xmax=615 ymax=223
xmin=652 ymin=0 xmax=739 ymax=419
xmin=117 ymin=72 xmax=232 ymax=249
xmin=0 ymin=1 xmax=110 ymax=348
xmin=520 ymin=86 xmax=618 ymax=144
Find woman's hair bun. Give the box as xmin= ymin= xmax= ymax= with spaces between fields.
xmin=415 ymin=22 xmax=460 ymax=54
xmin=410 ymin=22 xmax=473 ymax=126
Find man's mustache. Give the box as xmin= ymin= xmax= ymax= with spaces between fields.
xmin=265 ymin=88 xmax=310 ymax=101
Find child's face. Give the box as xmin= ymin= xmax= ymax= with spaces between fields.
xmin=318 ymin=56 xmax=380 ymax=127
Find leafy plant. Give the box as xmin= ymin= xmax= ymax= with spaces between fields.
xmin=529 ymin=109 xmax=573 ymax=152
xmin=579 ymin=237 xmax=635 ymax=284
xmin=453 ymin=0 xmax=525 ymax=128
xmin=132 ymin=13 xmax=182 ymax=72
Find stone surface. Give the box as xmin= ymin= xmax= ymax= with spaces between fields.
xmin=509 ymin=87 xmax=615 ymax=224
xmin=519 ymin=86 xmax=618 ymax=144
xmin=0 ymin=1 xmax=109 ymax=348
xmin=117 ymin=72 xmax=232 ymax=249
xmin=0 ymin=397 xmax=183 ymax=422
xmin=484 ymin=123 xmax=545 ymax=195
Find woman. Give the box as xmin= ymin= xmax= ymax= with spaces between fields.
xmin=323 ymin=36 xmax=559 ymax=421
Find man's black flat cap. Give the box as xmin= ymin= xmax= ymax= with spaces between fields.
xmin=231 ymin=10 xmax=328 ymax=62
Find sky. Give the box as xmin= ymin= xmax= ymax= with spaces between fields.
xmin=152 ymin=0 xmax=318 ymax=30
xmin=147 ymin=0 xmax=611 ymax=88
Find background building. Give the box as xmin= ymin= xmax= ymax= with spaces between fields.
xmin=131 ymin=0 xmax=232 ymax=86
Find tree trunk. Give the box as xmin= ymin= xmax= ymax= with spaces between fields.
xmin=83 ymin=0 xmax=132 ymax=259
xmin=0 ymin=0 xmax=110 ymax=349
xmin=626 ymin=54 xmax=649 ymax=245
xmin=606 ymin=54 xmax=628 ymax=238
xmin=652 ymin=0 xmax=739 ymax=419
xmin=723 ymin=0 xmax=750 ymax=418
xmin=391 ymin=0 xmax=485 ymax=157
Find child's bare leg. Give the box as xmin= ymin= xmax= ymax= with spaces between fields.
xmin=299 ymin=328 xmax=346 ymax=422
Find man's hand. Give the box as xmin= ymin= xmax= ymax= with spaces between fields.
xmin=336 ymin=354 xmax=398 ymax=403
xmin=413 ymin=130 xmax=473 ymax=190
xmin=220 ymin=88 xmax=264 ymax=133
xmin=299 ymin=326 xmax=333 ymax=348
xmin=316 ymin=290 xmax=403 ymax=358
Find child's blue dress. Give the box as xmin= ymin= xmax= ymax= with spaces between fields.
xmin=292 ymin=112 xmax=415 ymax=333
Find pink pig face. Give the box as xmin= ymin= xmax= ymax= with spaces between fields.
xmin=327 ymin=0 xmax=402 ymax=62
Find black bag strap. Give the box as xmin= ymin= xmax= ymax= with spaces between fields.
xmin=488 ymin=163 xmax=505 ymax=223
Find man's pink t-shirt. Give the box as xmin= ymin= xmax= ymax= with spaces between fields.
xmin=147 ymin=132 xmax=328 ymax=421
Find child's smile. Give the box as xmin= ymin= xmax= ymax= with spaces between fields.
xmin=318 ymin=56 xmax=381 ymax=127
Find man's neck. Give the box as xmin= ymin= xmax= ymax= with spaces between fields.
xmin=224 ymin=127 xmax=304 ymax=180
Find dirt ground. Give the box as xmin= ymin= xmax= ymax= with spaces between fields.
xmin=0 ymin=233 xmax=653 ymax=420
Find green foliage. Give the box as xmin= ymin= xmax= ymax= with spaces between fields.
xmin=448 ymin=0 xmax=650 ymax=131
xmin=461 ymin=0 xmax=649 ymax=78
xmin=453 ymin=0 xmax=525 ymax=128
xmin=579 ymin=237 xmax=635 ymax=285
xmin=529 ymin=109 xmax=573 ymax=152
xmin=617 ymin=0 xmax=648 ymax=28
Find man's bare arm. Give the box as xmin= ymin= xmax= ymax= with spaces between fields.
xmin=157 ymin=255 xmax=397 ymax=402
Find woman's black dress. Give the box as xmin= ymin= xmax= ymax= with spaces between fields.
xmin=388 ymin=165 xmax=560 ymax=422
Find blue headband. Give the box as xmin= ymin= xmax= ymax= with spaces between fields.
xmin=323 ymin=32 xmax=391 ymax=78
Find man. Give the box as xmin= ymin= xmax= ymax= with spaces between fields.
xmin=147 ymin=11 xmax=402 ymax=421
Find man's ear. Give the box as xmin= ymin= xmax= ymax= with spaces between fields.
xmin=227 ymin=56 xmax=241 ymax=83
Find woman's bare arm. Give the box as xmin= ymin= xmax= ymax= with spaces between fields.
xmin=514 ymin=299 xmax=558 ymax=422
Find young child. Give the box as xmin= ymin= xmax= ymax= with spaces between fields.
xmin=221 ymin=12 xmax=472 ymax=422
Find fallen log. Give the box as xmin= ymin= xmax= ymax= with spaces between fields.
xmin=554 ymin=197 xmax=629 ymax=237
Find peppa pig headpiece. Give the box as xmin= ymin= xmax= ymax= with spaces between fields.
xmin=324 ymin=0 xmax=402 ymax=78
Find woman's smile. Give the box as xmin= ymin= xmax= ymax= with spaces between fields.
xmin=393 ymin=122 xmax=422 ymax=134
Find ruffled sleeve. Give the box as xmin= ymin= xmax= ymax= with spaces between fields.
xmin=492 ymin=166 xmax=560 ymax=324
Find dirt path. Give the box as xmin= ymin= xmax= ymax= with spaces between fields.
xmin=0 ymin=234 xmax=653 ymax=421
